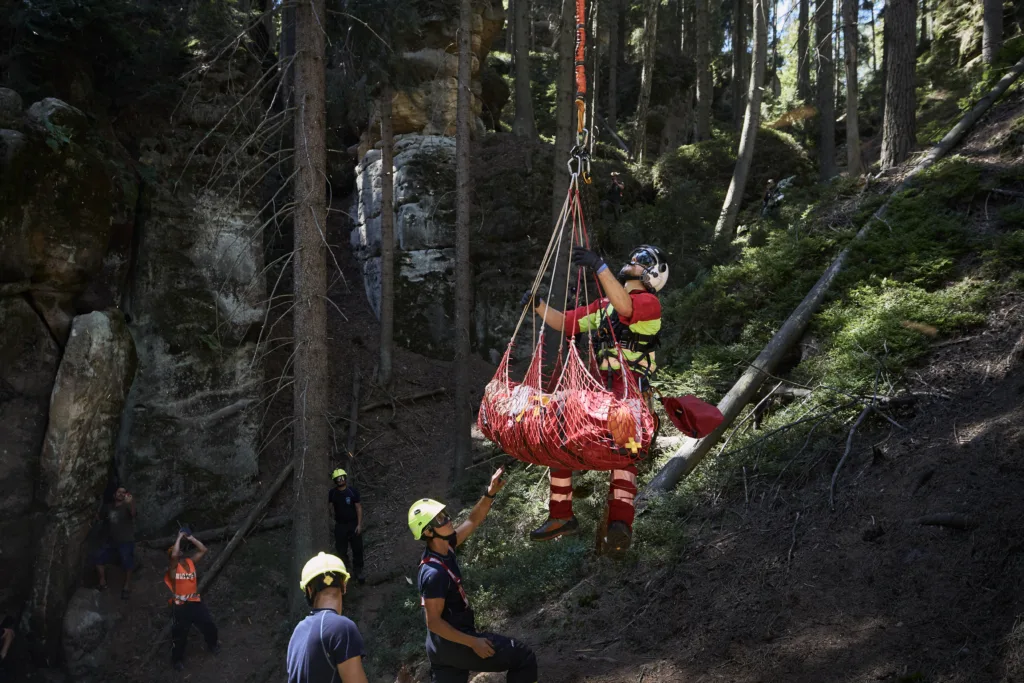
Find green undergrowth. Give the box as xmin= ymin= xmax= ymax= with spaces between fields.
xmin=365 ymin=151 xmax=1023 ymax=679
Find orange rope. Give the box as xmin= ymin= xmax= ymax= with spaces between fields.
xmin=574 ymin=0 xmax=587 ymax=133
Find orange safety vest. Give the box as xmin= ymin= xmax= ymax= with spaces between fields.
xmin=164 ymin=558 xmax=201 ymax=606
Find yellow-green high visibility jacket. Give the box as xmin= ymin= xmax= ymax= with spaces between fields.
xmin=563 ymin=290 xmax=662 ymax=373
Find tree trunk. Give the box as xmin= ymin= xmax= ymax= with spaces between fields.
xmin=378 ymin=86 xmax=395 ymax=387
xmin=983 ymin=0 xmax=1003 ymax=64
xmin=608 ymin=0 xmax=619 ymax=128
xmin=513 ymin=0 xmax=538 ymax=138
xmin=843 ymin=0 xmax=862 ymax=175
xmin=835 ymin=0 xmax=843 ymax=112
xmin=640 ymin=54 xmax=1024 ymax=501
xmin=880 ymin=3 xmax=889 ymax=122
xmin=868 ymin=0 xmax=877 ymax=76
xmin=771 ymin=0 xmax=780 ymax=96
xmin=552 ymin=0 xmax=574 ymax=223
xmin=635 ymin=0 xmax=659 ymax=163
xmin=880 ymin=0 xmax=916 ymax=169
xmin=731 ymin=0 xmax=746 ymax=130
xmin=507 ymin=0 xmax=516 ymax=53
xmin=918 ymin=0 xmax=928 ymax=51
xmin=695 ymin=0 xmax=712 ymax=140
xmin=453 ymin=0 xmax=474 ymax=485
xmin=588 ymin=0 xmax=600 ymax=155
xmin=797 ymin=0 xmax=811 ymax=103
xmin=672 ymin=0 xmax=683 ymax=59
xmin=714 ymin=0 xmax=767 ymax=241
xmin=291 ymin=0 xmax=328 ymax=615
xmin=281 ymin=4 xmax=296 ymax=105
xmin=816 ymin=0 xmax=836 ymax=179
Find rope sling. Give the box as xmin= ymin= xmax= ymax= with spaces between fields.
xmin=476 ymin=0 xmax=658 ymax=470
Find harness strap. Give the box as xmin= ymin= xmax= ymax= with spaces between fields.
xmin=420 ymin=556 xmax=470 ymax=609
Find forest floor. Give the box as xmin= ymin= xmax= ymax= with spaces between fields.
xmin=92 ymin=95 xmax=1024 ymax=683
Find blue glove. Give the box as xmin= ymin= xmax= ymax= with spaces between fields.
xmin=520 ymin=290 xmax=544 ymax=308
xmin=571 ymin=246 xmax=607 ymax=273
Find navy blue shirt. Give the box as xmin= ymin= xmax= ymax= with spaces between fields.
xmin=286 ymin=609 xmax=365 ymax=683
xmin=328 ymin=487 xmax=360 ymax=524
xmin=418 ymin=545 xmax=475 ymax=639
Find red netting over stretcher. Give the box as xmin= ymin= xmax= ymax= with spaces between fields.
xmin=476 ymin=0 xmax=658 ymax=470
xmin=478 ymin=340 xmax=657 ymax=470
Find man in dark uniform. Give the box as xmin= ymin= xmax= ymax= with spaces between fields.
xmin=600 ymin=171 xmax=625 ymax=219
xmin=286 ymin=552 xmax=368 ymax=683
xmin=408 ymin=468 xmax=538 ymax=683
xmin=328 ymin=469 xmax=364 ymax=584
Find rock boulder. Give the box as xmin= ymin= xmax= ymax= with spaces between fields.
xmin=0 ymin=96 xmax=138 ymax=344
xmin=27 ymin=311 xmax=136 ymax=657
xmin=62 ymin=588 xmax=118 ymax=681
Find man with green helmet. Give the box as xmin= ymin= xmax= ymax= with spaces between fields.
xmin=408 ymin=467 xmax=538 ymax=683
xmin=328 ymin=468 xmax=364 ymax=584
xmin=286 ymin=552 xmax=368 ymax=683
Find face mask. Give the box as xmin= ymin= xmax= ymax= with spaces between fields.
xmin=427 ymin=527 xmax=457 ymax=548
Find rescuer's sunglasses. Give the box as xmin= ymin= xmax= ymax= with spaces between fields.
xmin=428 ymin=512 xmax=452 ymax=529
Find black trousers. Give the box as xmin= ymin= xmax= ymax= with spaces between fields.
xmin=171 ymin=601 xmax=218 ymax=663
xmin=427 ymin=632 xmax=537 ymax=683
xmin=334 ymin=521 xmax=364 ymax=573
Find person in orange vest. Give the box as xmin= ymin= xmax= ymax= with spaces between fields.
xmin=165 ymin=530 xmax=220 ymax=671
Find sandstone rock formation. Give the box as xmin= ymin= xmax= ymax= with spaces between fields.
xmin=27 ymin=311 xmax=136 ymax=658
xmin=118 ymin=54 xmax=266 ymax=536
xmin=0 ymin=92 xmax=137 ymax=619
xmin=357 ymin=0 xmax=506 ymax=156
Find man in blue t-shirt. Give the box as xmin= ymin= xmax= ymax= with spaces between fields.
xmin=408 ymin=468 xmax=538 ymax=683
xmin=328 ymin=469 xmax=364 ymax=584
xmin=287 ymin=553 xmax=367 ymax=683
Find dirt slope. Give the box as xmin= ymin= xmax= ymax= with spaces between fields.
xmin=95 ymin=94 xmax=1024 ymax=683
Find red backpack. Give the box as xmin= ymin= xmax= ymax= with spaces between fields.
xmin=660 ymin=395 xmax=724 ymax=439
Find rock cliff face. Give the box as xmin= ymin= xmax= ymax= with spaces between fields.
xmin=0 ymin=50 xmax=267 ymax=635
xmin=357 ymin=0 xmax=507 ymax=155
xmin=0 ymin=91 xmax=138 ymax=619
xmin=118 ymin=55 xmax=266 ymax=536
xmin=351 ymin=133 xmax=557 ymax=361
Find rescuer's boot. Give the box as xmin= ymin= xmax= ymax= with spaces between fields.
xmin=529 ymin=516 xmax=580 ymax=542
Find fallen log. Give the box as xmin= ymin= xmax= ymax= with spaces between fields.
xmin=912 ymin=513 xmax=978 ymax=530
xmin=360 ymin=387 xmax=446 ymax=413
xmin=143 ymin=515 xmax=291 ymax=549
xmin=145 ymin=461 xmax=294 ymax=662
xmin=639 ymin=56 xmax=1024 ymax=504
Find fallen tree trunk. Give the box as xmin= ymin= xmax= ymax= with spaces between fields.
xmin=639 ymin=57 xmax=1024 ymax=503
xmin=142 ymin=515 xmax=291 ymax=549
xmin=360 ymin=387 xmax=446 ymax=413
xmin=594 ymin=112 xmax=631 ymax=156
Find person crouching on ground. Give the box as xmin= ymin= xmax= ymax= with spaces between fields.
xmin=287 ymin=553 xmax=368 ymax=683
xmin=409 ymin=467 xmax=538 ymax=683
xmin=165 ymin=530 xmax=220 ymax=671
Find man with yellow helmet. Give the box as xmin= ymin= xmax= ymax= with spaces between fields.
xmin=286 ymin=552 xmax=368 ymax=683
xmin=328 ymin=468 xmax=364 ymax=584
xmin=407 ymin=467 xmax=538 ymax=683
